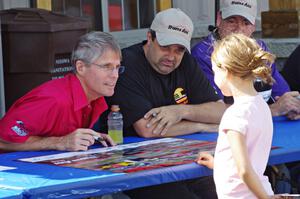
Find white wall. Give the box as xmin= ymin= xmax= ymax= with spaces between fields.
xmin=256 ymin=0 xmax=269 ymax=31
xmin=0 ymin=0 xmax=29 ymax=9
xmin=173 ymin=0 xmax=215 ymax=38
xmin=112 ymin=0 xmax=216 ymax=48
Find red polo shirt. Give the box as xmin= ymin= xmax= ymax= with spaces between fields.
xmin=0 ymin=74 xmax=108 ymax=143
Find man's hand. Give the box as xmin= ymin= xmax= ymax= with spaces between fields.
xmin=270 ymin=91 xmax=300 ymax=117
xmin=93 ymin=133 xmax=116 ymax=147
xmin=200 ymin=123 xmax=219 ymax=133
xmin=56 ymin=129 xmax=115 ymax=151
xmin=144 ymin=105 xmax=183 ymax=135
xmin=286 ymin=111 xmax=300 ymax=120
xmin=195 ymin=151 xmax=214 ymax=169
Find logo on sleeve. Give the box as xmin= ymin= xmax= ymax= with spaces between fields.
xmin=11 ymin=121 xmax=28 ymax=136
xmin=174 ymin=88 xmax=188 ymax=104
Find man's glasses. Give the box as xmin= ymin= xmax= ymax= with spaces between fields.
xmin=87 ymin=62 xmax=125 ymax=74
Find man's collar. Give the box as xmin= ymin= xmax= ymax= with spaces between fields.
xmin=70 ymin=74 xmax=90 ymax=111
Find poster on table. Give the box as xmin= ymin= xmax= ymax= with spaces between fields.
xmin=19 ymin=138 xmax=216 ymax=173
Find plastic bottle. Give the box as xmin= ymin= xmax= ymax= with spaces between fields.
xmin=107 ymin=105 xmax=123 ymax=144
xmin=254 ymin=78 xmax=272 ymax=102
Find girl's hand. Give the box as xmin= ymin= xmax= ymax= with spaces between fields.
xmin=195 ymin=151 xmax=214 ymax=169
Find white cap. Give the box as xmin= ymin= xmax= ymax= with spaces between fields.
xmin=220 ymin=0 xmax=257 ymax=25
xmin=150 ymin=8 xmax=193 ymax=52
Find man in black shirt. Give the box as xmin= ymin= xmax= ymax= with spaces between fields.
xmin=103 ymin=8 xmax=226 ymax=199
xmin=107 ymin=8 xmax=226 ymax=138
xmin=282 ymin=45 xmax=300 ymax=93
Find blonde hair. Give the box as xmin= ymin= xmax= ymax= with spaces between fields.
xmin=211 ymin=33 xmax=275 ymax=85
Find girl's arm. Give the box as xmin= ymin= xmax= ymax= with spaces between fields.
xmin=227 ymin=130 xmax=270 ymax=199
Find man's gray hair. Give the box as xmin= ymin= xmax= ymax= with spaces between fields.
xmin=71 ymin=31 xmax=121 ymax=70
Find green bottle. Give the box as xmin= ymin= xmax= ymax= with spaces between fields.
xmin=107 ymin=105 xmax=123 ymax=144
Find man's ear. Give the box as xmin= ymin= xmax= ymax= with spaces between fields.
xmin=216 ymin=11 xmax=222 ymax=27
xmin=249 ymin=24 xmax=256 ymax=35
xmin=146 ymin=31 xmax=152 ymax=42
xmin=75 ymin=60 xmax=85 ymax=74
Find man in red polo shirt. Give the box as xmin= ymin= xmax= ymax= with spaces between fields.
xmin=0 ymin=31 xmax=123 ymax=151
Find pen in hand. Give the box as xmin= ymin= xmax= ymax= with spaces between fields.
xmin=93 ymin=135 xmax=108 ymax=147
xmin=93 ymin=135 xmax=104 ymax=142
xmin=93 ymin=135 xmax=116 ymax=147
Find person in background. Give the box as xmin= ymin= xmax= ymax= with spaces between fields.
xmin=281 ymin=45 xmax=300 ymax=93
xmin=197 ymin=33 xmax=276 ymax=199
xmin=191 ymin=0 xmax=300 ymax=120
xmin=0 ymin=31 xmax=122 ymax=151
xmin=99 ymin=8 xmax=226 ymax=199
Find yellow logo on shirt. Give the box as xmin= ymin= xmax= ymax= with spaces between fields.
xmin=174 ymin=88 xmax=188 ymax=104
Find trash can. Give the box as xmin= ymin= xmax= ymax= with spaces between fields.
xmin=0 ymin=8 xmax=91 ymax=109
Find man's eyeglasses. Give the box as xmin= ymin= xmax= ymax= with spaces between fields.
xmin=87 ymin=62 xmax=125 ymax=74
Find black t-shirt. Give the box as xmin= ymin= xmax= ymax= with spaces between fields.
xmin=282 ymin=45 xmax=300 ymax=92
xmin=103 ymin=41 xmax=220 ymax=136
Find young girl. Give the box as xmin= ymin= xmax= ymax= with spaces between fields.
xmin=196 ymin=33 xmax=276 ymax=199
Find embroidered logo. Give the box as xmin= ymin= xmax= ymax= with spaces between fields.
xmin=174 ymin=88 xmax=188 ymax=104
xmin=168 ymin=25 xmax=190 ymax=35
xmin=231 ymin=1 xmax=252 ymax=9
xmin=11 ymin=121 xmax=28 ymax=136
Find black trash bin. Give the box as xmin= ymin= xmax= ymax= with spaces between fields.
xmin=0 ymin=8 xmax=91 ymax=109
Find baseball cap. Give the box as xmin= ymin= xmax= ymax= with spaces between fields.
xmin=220 ymin=0 xmax=257 ymax=24
xmin=150 ymin=8 xmax=193 ymax=52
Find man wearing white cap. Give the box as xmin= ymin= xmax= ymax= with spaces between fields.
xmin=192 ymin=0 xmax=300 ymax=119
xmin=101 ymin=8 xmax=225 ymax=199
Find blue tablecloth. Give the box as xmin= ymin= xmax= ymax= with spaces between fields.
xmin=0 ymin=190 xmax=22 ymax=199
xmin=0 ymin=116 xmax=299 ymax=198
